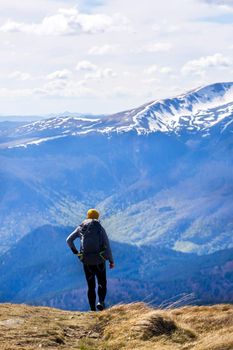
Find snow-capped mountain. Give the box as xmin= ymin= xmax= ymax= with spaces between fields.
xmin=0 ymin=82 xmax=232 ymax=255
xmin=4 ymin=82 xmax=233 ymax=149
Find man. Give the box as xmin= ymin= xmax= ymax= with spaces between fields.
xmin=66 ymin=208 xmax=114 ymax=311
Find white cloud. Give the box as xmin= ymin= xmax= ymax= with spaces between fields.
xmin=35 ymin=85 xmax=96 ymax=98
xmin=152 ymin=22 xmax=181 ymax=33
xmin=144 ymin=65 xmax=158 ymax=74
xmin=76 ymin=60 xmax=98 ymax=72
xmin=143 ymin=42 xmax=172 ymax=53
xmin=9 ymin=71 xmax=31 ymax=81
xmin=76 ymin=60 xmax=116 ymax=80
xmin=0 ymin=87 xmax=32 ymax=97
xmin=160 ymin=67 xmax=173 ymax=74
xmin=182 ymin=53 xmax=232 ymax=76
xmin=134 ymin=42 xmax=173 ymax=54
xmin=122 ymin=71 xmax=136 ymax=78
xmin=0 ymin=7 xmax=130 ymax=36
xmin=202 ymin=0 xmax=233 ymax=6
xmin=88 ymin=44 xmax=119 ymax=55
xmin=200 ymin=1 xmax=233 ymax=15
xmin=44 ymin=79 xmax=68 ymax=91
xmin=46 ymin=69 xmax=72 ymax=80
xmin=35 ymin=78 xmax=96 ymax=98
xmin=111 ymin=86 xmax=133 ymax=98
xmin=145 ymin=65 xmax=173 ymax=75
xmin=35 ymin=61 xmax=117 ymax=99
xmin=143 ymin=77 xmax=160 ymax=85
xmin=85 ymin=68 xmax=116 ymax=79
xmin=0 ymin=0 xmax=233 ymax=115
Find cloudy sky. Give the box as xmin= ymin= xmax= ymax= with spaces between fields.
xmin=0 ymin=0 xmax=233 ymax=115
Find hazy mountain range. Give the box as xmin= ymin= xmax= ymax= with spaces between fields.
xmin=0 ymin=82 xmax=232 ymax=255
xmin=0 ymin=225 xmax=233 ymax=310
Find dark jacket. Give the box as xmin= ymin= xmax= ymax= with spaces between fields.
xmin=66 ymin=219 xmax=114 ymax=265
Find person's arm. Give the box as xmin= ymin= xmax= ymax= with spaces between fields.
xmin=66 ymin=226 xmax=82 ymax=254
xmin=102 ymin=228 xmax=115 ymax=268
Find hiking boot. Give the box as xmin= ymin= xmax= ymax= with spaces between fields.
xmin=90 ymin=304 xmax=96 ymax=312
xmin=96 ymin=302 xmax=105 ymax=311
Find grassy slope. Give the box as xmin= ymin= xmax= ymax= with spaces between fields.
xmin=0 ymin=303 xmax=232 ymax=350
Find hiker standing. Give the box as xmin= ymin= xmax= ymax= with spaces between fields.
xmin=66 ymin=209 xmax=114 ymax=311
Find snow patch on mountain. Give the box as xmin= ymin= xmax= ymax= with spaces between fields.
xmin=7 ymin=135 xmax=68 ymax=148
xmin=4 ymin=82 xmax=233 ymax=148
xmin=15 ymin=116 xmax=100 ymax=135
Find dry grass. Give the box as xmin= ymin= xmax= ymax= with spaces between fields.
xmin=0 ymin=302 xmax=232 ymax=350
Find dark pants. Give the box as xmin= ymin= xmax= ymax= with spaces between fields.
xmin=83 ymin=263 xmax=107 ymax=311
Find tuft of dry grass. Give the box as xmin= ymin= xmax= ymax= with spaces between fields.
xmin=0 ymin=302 xmax=232 ymax=349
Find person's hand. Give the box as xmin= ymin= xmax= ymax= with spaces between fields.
xmin=76 ymin=252 xmax=83 ymax=261
xmin=109 ymin=262 xmax=115 ymax=269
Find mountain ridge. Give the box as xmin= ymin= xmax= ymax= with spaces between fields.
xmin=1 ymin=224 xmax=233 ymax=310
xmin=0 ymin=82 xmax=232 ymax=254
xmin=1 ymin=82 xmax=233 ymax=149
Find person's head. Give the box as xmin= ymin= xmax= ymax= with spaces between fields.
xmin=87 ymin=208 xmax=100 ymax=220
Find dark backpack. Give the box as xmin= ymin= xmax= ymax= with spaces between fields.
xmin=80 ymin=220 xmax=105 ymax=265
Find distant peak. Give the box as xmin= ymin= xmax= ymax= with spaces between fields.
xmin=5 ymin=82 xmax=233 ymax=147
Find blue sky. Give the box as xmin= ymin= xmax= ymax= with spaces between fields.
xmin=201 ymin=13 xmax=233 ymax=24
xmin=0 ymin=0 xmax=232 ymax=115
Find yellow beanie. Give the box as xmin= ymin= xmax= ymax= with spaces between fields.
xmin=87 ymin=209 xmax=100 ymax=220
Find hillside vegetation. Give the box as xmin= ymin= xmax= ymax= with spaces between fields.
xmin=0 ymin=303 xmax=232 ymax=350
xmin=1 ymin=225 xmax=233 ymax=310
xmin=1 ymin=83 xmax=233 ymax=255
